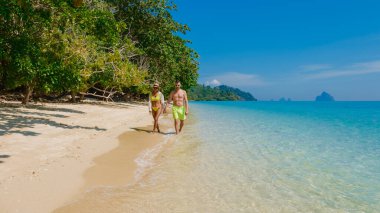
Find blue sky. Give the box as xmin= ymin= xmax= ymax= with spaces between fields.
xmin=174 ymin=0 xmax=380 ymax=100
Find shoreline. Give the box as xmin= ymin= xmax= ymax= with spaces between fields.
xmin=82 ymin=129 xmax=165 ymax=188
xmin=53 ymin=122 xmax=176 ymax=212
xmin=0 ymin=101 xmax=172 ymax=213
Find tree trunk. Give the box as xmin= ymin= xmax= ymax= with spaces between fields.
xmin=22 ymin=84 xmax=33 ymax=105
xmin=71 ymin=91 xmax=76 ymax=103
xmin=79 ymin=93 xmax=85 ymax=101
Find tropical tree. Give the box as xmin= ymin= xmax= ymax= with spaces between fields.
xmin=0 ymin=0 xmax=199 ymax=103
xmin=110 ymin=0 xmax=199 ymax=95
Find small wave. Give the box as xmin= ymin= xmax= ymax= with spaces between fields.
xmin=134 ymin=129 xmax=175 ymax=181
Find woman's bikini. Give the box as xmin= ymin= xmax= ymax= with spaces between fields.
xmin=150 ymin=93 xmax=161 ymax=111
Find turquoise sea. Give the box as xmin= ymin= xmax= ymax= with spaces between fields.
xmin=125 ymin=101 xmax=380 ymax=212
xmin=65 ymin=101 xmax=380 ymax=212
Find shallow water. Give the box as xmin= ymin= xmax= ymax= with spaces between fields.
xmin=61 ymin=102 xmax=380 ymax=212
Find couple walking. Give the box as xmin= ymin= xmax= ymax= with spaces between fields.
xmin=148 ymin=81 xmax=189 ymax=134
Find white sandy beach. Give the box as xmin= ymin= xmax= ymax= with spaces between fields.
xmin=0 ymin=101 xmax=168 ymax=213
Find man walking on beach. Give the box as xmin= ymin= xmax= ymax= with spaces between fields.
xmin=165 ymin=80 xmax=189 ymax=134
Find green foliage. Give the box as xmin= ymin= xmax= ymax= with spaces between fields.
xmin=110 ymin=0 xmax=199 ymax=95
xmin=0 ymin=0 xmax=198 ymax=103
xmin=188 ymin=84 xmax=257 ymax=101
xmin=216 ymin=85 xmax=257 ymax=101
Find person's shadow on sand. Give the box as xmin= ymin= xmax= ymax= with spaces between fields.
xmin=131 ymin=128 xmax=176 ymax=135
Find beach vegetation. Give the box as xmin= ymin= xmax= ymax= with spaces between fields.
xmin=188 ymin=84 xmax=257 ymax=101
xmin=0 ymin=0 xmax=198 ymax=104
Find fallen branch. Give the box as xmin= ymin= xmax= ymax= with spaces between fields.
xmin=79 ymin=87 xmax=122 ymax=102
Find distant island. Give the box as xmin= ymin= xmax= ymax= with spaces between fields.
xmin=188 ymin=84 xmax=257 ymax=101
xmin=315 ymin=91 xmax=335 ymax=102
xmin=279 ymin=97 xmax=292 ymax=102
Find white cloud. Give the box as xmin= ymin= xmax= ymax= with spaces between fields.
xmin=352 ymin=60 xmax=380 ymax=69
xmin=300 ymin=64 xmax=332 ymax=72
xmin=303 ymin=60 xmax=380 ymax=80
xmin=204 ymin=72 xmax=268 ymax=87
xmin=205 ymin=79 xmax=221 ymax=86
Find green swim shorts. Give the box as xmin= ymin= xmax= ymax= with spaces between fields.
xmin=172 ymin=105 xmax=186 ymax=120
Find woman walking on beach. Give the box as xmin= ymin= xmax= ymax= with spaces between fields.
xmin=149 ymin=82 xmax=165 ymax=133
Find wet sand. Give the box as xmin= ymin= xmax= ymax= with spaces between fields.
xmin=83 ymin=130 xmax=165 ymax=188
xmin=54 ymin=119 xmax=175 ymax=213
